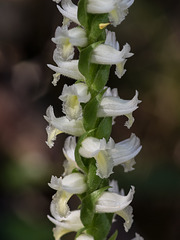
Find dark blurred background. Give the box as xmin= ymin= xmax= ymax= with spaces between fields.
xmin=0 ymin=0 xmax=180 ymax=239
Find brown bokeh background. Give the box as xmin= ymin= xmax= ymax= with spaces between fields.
xmin=0 ymin=0 xmax=180 ymax=239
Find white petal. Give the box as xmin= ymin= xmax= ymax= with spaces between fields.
xmin=62 ymin=93 xmax=82 ymax=120
xmin=48 ymin=210 xmax=83 ymax=240
xmin=76 ymin=234 xmax=94 ymax=240
xmin=121 ymin=158 xmax=136 ymax=172
xmin=95 ymin=186 xmax=135 ymax=213
xmin=98 ymin=90 xmax=140 ymax=117
xmin=68 ymin=27 xmax=88 ymax=47
xmin=52 ymin=26 xmax=87 ymax=48
xmin=52 ymin=0 xmax=61 ymax=3
xmin=63 ymin=136 xmax=76 ymax=162
xmin=50 ymin=190 xmax=72 ymax=218
xmin=48 ymin=176 xmax=62 ymax=190
xmin=105 ymin=30 xmax=119 ymax=50
xmin=103 ymin=87 xmax=118 ymax=97
xmin=53 ymin=44 xmax=74 ymax=62
xmin=87 ymin=0 xmax=115 ymax=13
xmin=91 ymin=44 xmax=124 ymax=65
xmin=45 ymin=125 xmax=62 ymax=148
xmin=59 ymin=83 xmax=91 ymax=103
xmin=62 ymin=173 xmax=87 ymax=194
xmin=109 ymin=180 xmax=119 ymax=194
xmin=108 ymin=0 xmax=134 ymax=27
xmin=44 ymin=106 xmax=85 ymax=136
xmin=52 ymin=72 xmax=61 ymax=86
xmin=115 ymin=59 xmax=127 ymax=78
xmin=124 ymin=112 xmax=135 ymax=129
xmin=110 ymin=133 xmax=142 ymax=166
xmin=91 ymin=42 xmax=133 ymax=66
xmin=59 ymin=83 xmax=90 ymax=120
xmin=57 ymin=0 xmax=80 ymax=25
xmin=47 ymin=60 xmax=85 ymax=81
xmin=95 ymin=150 xmax=114 ymax=178
xmin=62 ymin=136 xmax=78 ymax=175
xmin=79 ymin=137 xmax=106 ymax=158
xmin=116 ymin=205 xmax=134 ymax=232
xmin=131 ymin=233 xmax=144 ymax=240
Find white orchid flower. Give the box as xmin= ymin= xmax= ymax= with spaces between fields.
xmin=49 ymin=173 xmax=87 ymax=218
xmin=131 ymin=233 xmax=144 ymax=240
xmin=87 ymin=0 xmax=134 ymax=27
xmin=47 ymin=60 xmax=85 ymax=86
xmin=91 ymin=31 xmax=133 ymax=78
xmin=49 ymin=173 xmax=87 ymax=194
xmin=48 ymin=210 xmax=84 ymax=240
xmin=44 ymin=106 xmax=85 ymax=147
xmin=98 ymin=90 xmax=141 ymax=128
xmin=52 ymin=26 xmax=88 ymax=47
xmin=76 ymin=234 xmax=94 ymax=240
xmin=53 ymin=39 xmax=74 ymax=62
xmin=109 ymin=181 xmax=134 ymax=231
xmin=79 ymin=137 xmax=115 ymax=178
xmin=59 ymin=83 xmax=91 ymax=120
xmin=62 ymin=136 xmax=79 ymax=175
xmin=57 ymin=0 xmax=80 ymax=25
xmin=51 ymin=26 xmax=88 ymax=62
xmin=79 ymin=134 xmax=141 ymax=178
xmin=95 ymin=186 xmax=135 ymax=213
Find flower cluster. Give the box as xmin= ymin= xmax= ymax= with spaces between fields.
xmin=45 ymin=0 xmax=143 ymax=239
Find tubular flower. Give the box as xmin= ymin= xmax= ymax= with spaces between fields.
xmin=52 ymin=26 xmax=88 ymax=48
xmin=79 ymin=134 xmax=141 ymax=178
xmin=57 ymin=0 xmax=80 ymax=25
xmin=109 ymin=181 xmax=134 ymax=232
xmin=52 ymin=26 xmax=88 ymax=62
xmin=79 ymin=137 xmax=115 ymax=178
xmin=87 ymin=0 xmax=134 ymax=27
xmin=47 ymin=60 xmax=85 ymax=86
xmin=48 ymin=210 xmax=84 ymax=240
xmin=59 ymin=83 xmax=91 ymax=120
xmin=91 ymin=37 xmax=133 ymax=79
xmin=98 ymin=90 xmax=141 ymax=128
xmin=95 ymin=186 xmax=135 ymax=213
xmin=44 ymin=105 xmax=85 ymax=140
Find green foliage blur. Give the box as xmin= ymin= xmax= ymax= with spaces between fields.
xmin=0 ymin=0 xmax=180 ymax=239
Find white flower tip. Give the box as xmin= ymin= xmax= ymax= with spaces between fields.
xmin=45 ymin=140 xmax=54 ymax=148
